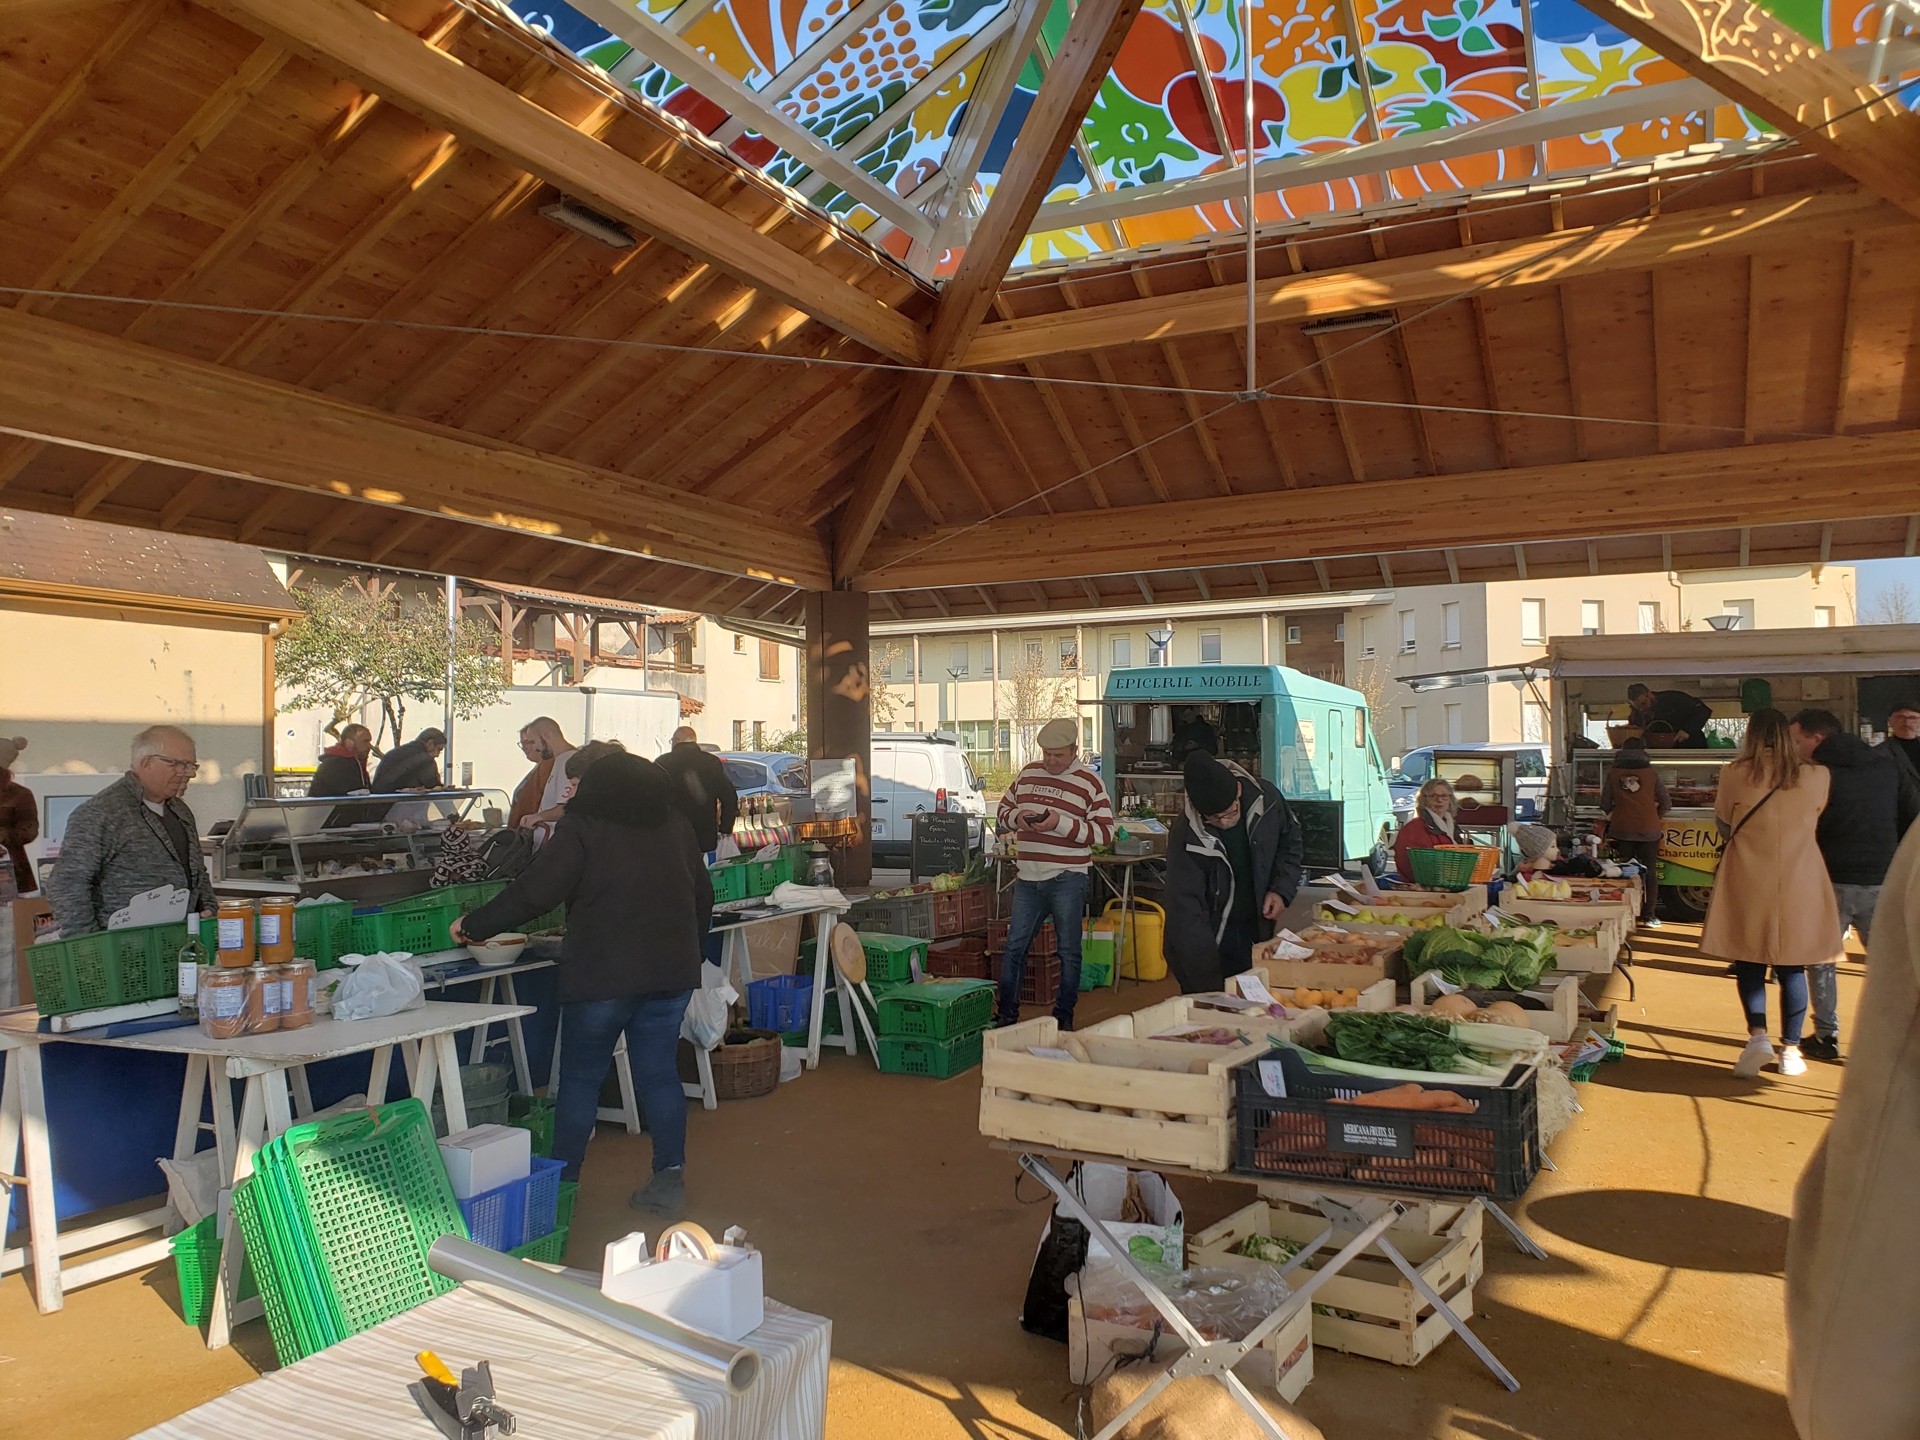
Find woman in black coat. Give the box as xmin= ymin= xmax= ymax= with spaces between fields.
xmin=456 ymin=753 xmax=712 ymax=1220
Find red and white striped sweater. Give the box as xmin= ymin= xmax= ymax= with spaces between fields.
xmin=996 ymin=761 xmax=1116 ymax=880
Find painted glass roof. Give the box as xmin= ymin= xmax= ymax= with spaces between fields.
xmin=505 ymin=0 xmax=1894 ymax=277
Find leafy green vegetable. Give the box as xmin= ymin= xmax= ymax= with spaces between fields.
xmin=1321 ymin=1012 xmax=1494 ymax=1073
xmin=1401 ymin=929 xmax=1432 ymax=967
xmin=1412 ymin=924 xmax=1554 ymax=991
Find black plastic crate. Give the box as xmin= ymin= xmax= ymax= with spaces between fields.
xmin=1232 ymin=1048 xmax=1541 ymax=1201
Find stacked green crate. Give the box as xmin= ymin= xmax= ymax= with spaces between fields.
xmin=873 ymin=977 xmax=994 ymax=1077
xmin=27 ymin=919 xmax=185 ymax=1017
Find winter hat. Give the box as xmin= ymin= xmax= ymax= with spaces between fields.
xmin=0 ymin=736 xmax=24 ymax=772
xmin=1184 ymin=751 xmax=1240 ymax=816
xmin=1511 ymin=823 xmax=1557 ymax=864
xmin=1035 ymin=718 xmax=1079 ymax=750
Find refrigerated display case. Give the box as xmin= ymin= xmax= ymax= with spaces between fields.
xmin=1569 ymin=750 xmax=1734 ymax=917
xmin=209 ymin=789 xmax=502 ymax=904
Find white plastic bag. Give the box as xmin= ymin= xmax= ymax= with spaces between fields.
xmin=331 ymin=951 xmax=426 ymax=1022
xmin=680 ymin=961 xmax=738 ymax=1050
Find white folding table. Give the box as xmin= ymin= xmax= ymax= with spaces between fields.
xmin=0 ymin=1001 xmax=529 ymax=1342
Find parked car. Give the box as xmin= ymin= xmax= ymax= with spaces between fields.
xmin=718 ymin=751 xmax=810 ymax=808
xmin=870 ymin=732 xmax=988 ymax=865
xmin=1388 ymin=744 xmax=1550 ymax=823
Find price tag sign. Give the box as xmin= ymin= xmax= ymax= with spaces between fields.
xmin=1028 ymin=1046 xmax=1077 ymax=1062
xmin=1257 ymin=1060 xmax=1288 ymax=1098
xmin=1238 ymin=973 xmax=1277 ymax=1007
xmin=1322 ymin=897 xmax=1359 ymax=915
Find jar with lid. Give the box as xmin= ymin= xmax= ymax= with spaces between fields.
xmin=216 ymin=898 xmax=257 ymax=968
xmin=176 ymin=936 xmax=207 ymax=1020
xmin=257 ymin=897 xmax=296 ymax=966
xmin=244 ymin=963 xmax=283 ymax=1034
xmin=280 ymin=959 xmax=316 ymax=1031
xmin=199 ymin=967 xmax=249 ymax=1039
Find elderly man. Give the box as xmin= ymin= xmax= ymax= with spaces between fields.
xmin=1882 ymin=700 xmax=1920 ymax=786
xmin=308 ymin=723 xmax=373 ymax=797
xmin=657 ymin=726 xmax=737 ymax=855
xmin=993 ymin=718 xmax=1115 ymax=1030
xmin=371 ymin=727 xmax=446 ymax=791
xmin=47 ymin=725 xmax=215 ymax=936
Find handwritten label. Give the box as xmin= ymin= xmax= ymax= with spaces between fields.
xmin=1257 ymin=1060 xmax=1288 ymax=1098
xmin=1237 ymin=973 xmax=1277 ymax=1007
xmin=1028 ymin=1046 xmax=1077 ymax=1062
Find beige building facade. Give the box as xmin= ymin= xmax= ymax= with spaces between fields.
xmin=1347 ymin=565 xmax=1858 ymax=759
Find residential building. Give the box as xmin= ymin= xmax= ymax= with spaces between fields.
xmin=1345 ymin=565 xmax=1857 ymax=759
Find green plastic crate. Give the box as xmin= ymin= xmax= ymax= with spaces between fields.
xmin=745 ymin=848 xmax=795 ymax=896
xmin=508 ymin=1093 xmax=555 ymax=1158
xmin=349 ymin=902 xmax=461 ymax=956
xmin=510 ymin=1224 xmax=569 ymax=1264
xmin=389 ymin=880 xmax=508 ymax=917
xmin=231 ymin=1177 xmax=315 ymax=1366
xmin=524 ymin=902 xmax=565 ymax=935
xmin=877 ymin=1030 xmax=983 ymax=1078
xmin=874 ymin=978 xmax=994 ymax=1040
xmin=28 ymin=920 xmax=184 ymax=1017
xmin=556 ymin=1180 xmax=578 ymax=1233
xmin=709 ymin=860 xmax=752 ymax=903
xmin=169 ymin=1213 xmax=258 ymax=1328
xmin=855 ymin=932 xmax=927 ymax=985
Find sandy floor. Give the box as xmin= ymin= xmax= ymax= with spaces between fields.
xmin=0 ymin=920 xmax=1856 ymax=1439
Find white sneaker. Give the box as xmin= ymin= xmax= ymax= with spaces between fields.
xmin=1643 ymin=917 xmax=1663 ymax=929
xmin=1733 ymin=1035 xmax=1775 ymax=1078
xmin=1778 ymin=1046 xmax=1807 ymax=1077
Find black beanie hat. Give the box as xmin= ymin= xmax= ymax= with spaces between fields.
xmin=1184 ymin=751 xmax=1240 ymax=815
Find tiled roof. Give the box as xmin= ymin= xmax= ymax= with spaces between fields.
xmin=0 ymin=510 xmax=296 ymax=614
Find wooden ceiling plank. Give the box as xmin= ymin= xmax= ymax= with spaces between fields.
xmin=964 ymin=189 xmax=1907 ymax=365
xmin=676 ymin=363 xmax=853 ymax=496
xmin=1307 ymin=334 xmax=1367 ymax=484
xmin=158 ymin=473 xmax=215 ymax=531
xmin=0 ymin=438 xmax=43 ymax=491
xmin=901 ymin=463 xmax=948 ymax=526
xmin=211 ymin=0 xmax=926 ymax=363
xmin=928 ymin=415 xmax=994 ymax=516
xmin=1027 ymin=363 xmax=1113 ymax=509
xmin=963 ymin=375 xmax=1056 ymax=514
xmin=1556 ymin=286 xmax=1590 ymax=461
xmin=236 ymin=489 xmax=303 ymax=544
xmin=1832 ymin=238 xmax=1865 ymax=433
xmin=0 ymin=309 xmax=832 ymax=586
xmin=0 ymin=0 xmax=168 ymax=194
xmin=69 ymin=456 xmax=143 ymax=517
xmin=367 ymin=512 xmax=433 ymax=563
xmin=855 ymin=428 xmax=1920 ymax=586
xmin=1221 ymin=313 xmax=1299 ymax=489
xmin=829 ymin=0 xmax=1145 ymax=579
xmin=1385 ymin=318 xmax=1437 ymax=475
xmin=1467 ymin=295 xmax=1513 ymax=468
xmin=1584 ymin=0 xmax=1920 ymax=220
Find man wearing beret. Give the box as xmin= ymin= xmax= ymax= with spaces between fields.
xmin=993 ymin=718 xmax=1116 ymax=1029
xmin=1164 ymin=750 xmax=1303 ymax=994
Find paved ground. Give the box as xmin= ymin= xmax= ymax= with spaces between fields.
xmin=1 ymin=920 xmax=1855 ymax=1439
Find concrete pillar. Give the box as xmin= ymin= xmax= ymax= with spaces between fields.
xmin=805 ymin=590 xmax=872 ymax=886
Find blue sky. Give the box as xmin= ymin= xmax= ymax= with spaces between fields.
xmin=1856 ymin=558 xmax=1920 ymax=618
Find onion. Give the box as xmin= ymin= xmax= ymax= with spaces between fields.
xmin=1427 ymin=993 xmax=1479 ymax=1020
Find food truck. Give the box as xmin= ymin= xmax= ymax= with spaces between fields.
xmin=1097 ymin=665 xmax=1397 ymax=871
xmin=1551 ymin=624 xmax=1920 ymax=918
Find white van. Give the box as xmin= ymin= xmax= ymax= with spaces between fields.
xmin=869 ymin=732 xmax=988 ymax=865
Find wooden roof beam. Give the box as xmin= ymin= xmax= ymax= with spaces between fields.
xmin=855 ymin=429 xmax=1920 ymax=587
xmin=829 ymin=0 xmax=1145 ymax=581
xmin=964 ymin=188 xmax=1907 ymax=366
xmin=208 ymin=0 xmax=927 ymax=365
xmin=0 ymin=310 xmax=831 ymax=588
xmin=1585 ymin=0 xmax=1920 ymax=221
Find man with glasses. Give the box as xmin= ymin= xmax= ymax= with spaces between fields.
xmin=46 ymin=725 xmax=216 ymax=936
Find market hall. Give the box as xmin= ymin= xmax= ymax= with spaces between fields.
xmin=3 ymin=0 xmax=1920 ymax=1433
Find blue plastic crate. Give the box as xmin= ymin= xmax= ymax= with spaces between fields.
xmin=747 ymin=974 xmax=815 ymax=1032
xmin=456 ymin=1157 xmax=565 ymax=1252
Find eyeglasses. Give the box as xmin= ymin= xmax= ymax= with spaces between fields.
xmin=146 ymin=756 xmax=200 ymax=773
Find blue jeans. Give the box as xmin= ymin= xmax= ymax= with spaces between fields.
xmin=1734 ymin=962 xmax=1807 ymax=1047
xmin=998 ymin=871 xmax=1088 ymax=1029
xmin=554 ymin=991 xmax=692 ymax=1182
xmin=1811 ymin=883 xmax=1881 ymax=1038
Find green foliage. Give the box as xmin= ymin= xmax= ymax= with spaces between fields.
xmin=1323 ymin=1011 xmax=1480 ymax=1071
xmin=276 ymin=583 xmax=506 ymax=749
xmin=765 ymin=727 xmax=808 ymax=756
xmin=1408 ymin=923 xmax=1555 ymax=991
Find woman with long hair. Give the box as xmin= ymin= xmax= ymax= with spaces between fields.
xmin=1700 ymin=709 xmax=1843 ymax=1078
xmin=1393 ymin=777 xmax=1458 ymax=880
xmin=457 ymin=751 xmax=711 ymax=1219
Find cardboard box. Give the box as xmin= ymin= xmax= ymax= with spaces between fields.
xmin=437 ymin=1123 xmax=531 ymax=1200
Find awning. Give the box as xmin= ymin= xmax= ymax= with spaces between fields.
xmin=1554 ymin=654 xmax=1920 ymax=677
xmin=1396 ymin=663 xmax=1543 ymax=692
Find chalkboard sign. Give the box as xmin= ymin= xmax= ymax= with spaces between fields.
xmin=910 ymin=811 xmax=972 ymax=880
xmin=1292 ymin=800 xmax=1345 ymax=871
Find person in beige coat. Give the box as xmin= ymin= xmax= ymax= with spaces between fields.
xmin=1699 ymin=709 xmax=1843 ymax=1079
xmin=1788 ymin=823 xmax=1920 ymax=1439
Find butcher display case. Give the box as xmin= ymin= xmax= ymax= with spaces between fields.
xmin=209 ymin=789 xmax=503 ymax=904
xmin=1568 ymin=750 xmax=1730 ymax=819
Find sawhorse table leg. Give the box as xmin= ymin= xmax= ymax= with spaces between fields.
xmin=465 ymin=974 xmax=534 ymax=1094
xmin=0 ymin=1042 xmax=62 ymax=1314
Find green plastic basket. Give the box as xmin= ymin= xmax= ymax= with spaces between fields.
xmin=556 ymin=1180 xmax=578 ymax=1233
xmin=873 ymin=978 xmax=994 ymax=1040
xmin=1407 ymin=847 xmax=1480 ymax=890
xmin=169 ymin=1213 xmax=258 ymax=1328
xmin=709 ymin=860 xmax=752 ymax=903
xmin=745 ymin=848 xmax=795 ymax=896
xmin=28 ymin=920 xmax=184 ymax=1017
xmin=524 ymin=903 xmax=565 ymax=935
xmin=877 ymin=1029 xmax=984 ymax=1078
xmin=507 ymin=1093 xmax=555 ymax=1158
xmin=349 ymin=902 xmax=461 ymax=956
xmin=855 ymin=932 xmax=927 ymax=985
xmin=231 ymin=1177 xmax=315 ymax=1365
xmin=510 ymin=1224 xmax=569 ymax=1264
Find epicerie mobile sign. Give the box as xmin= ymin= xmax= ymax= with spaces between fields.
xmin=1107 ymin=672 xmax=1265 ymax=693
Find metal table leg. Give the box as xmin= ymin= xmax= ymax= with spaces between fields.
xmin=1476 ymin=1196 xmax=1550 ymax=1259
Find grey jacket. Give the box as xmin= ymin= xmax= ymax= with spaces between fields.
xmin=45 ymin=773 xmax=215 ymax=935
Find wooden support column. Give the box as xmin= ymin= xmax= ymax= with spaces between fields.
xmin=805 ymin=590 xmax=873 ymax=887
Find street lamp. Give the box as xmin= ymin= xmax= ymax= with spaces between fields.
xmin=1147 ymin=626 xmax=1174 ymax=666
xmin=946 ymin=666 xmax=965 ymax=734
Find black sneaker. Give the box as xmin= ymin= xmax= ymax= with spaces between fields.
xmin=1801 ymin=1035 xmax=1842 ymax=1062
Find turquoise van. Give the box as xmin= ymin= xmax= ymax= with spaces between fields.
xmin=1097 ymin=665 xmax=1396 ymax=870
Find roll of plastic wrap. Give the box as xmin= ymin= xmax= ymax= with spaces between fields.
xmin=426 ymin=1235 xmax=762 ymax=1393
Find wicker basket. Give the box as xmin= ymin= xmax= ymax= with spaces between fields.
xmin=1437 ymin=844 xmax=1502 ymax=884
xmin=1407 ymin=846 xmax=1479 ymax=890
xmin=711 ymin=1029 xmax=782 ymax=1101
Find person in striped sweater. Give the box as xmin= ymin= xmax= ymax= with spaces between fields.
xmin=995 ymin=718 xmax=1116 ymax=1029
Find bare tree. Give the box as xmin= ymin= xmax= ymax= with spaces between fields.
xmin=1349 ymin=660 xmax=1408 ymax=751
xmin=999 ymin=649 xmax=1075 ymax=764
xmin=1865 ymin=581 xmax=1918 ymax=625
xmin=869 ymin=642 xmax=908 ymax=728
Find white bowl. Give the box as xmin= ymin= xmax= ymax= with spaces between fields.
xmin=470 ymin=933 xmax=527 ymax=967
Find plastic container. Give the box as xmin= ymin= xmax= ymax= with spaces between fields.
xmin=176 ymin=937 xmax=206 ymax=1021
xmin=1407 ymin=847 xmax=1481 ymax=889
xmin=926 ymin=936 xmax=991 ymax=979
xmin=877 ymin=1030 xmax=984 ymax=1078
xmin=1232 ymin=1052 xmax=1542 ymax=1200
xmin=507 ymin=1093 xmax=555 ymax=1158
xmin=747 ymin=974 xmax=815 ymax=1032
xmin=456 ymin=1156 xmax=566 ymax=1251
xmin=216 ymin=898 xmax=257 ymax=968
xmin=708 ymin=860 xmax=752 ymax=904
xmin=1017 ymin=951 xmax=1062 ymax=1006
xmin=509 ymin=1224 xmax=569 ymax=1265
xmin=198 ymin=966 xmax=249 ymax=1038
xmin=348 ymin=901 xmax=460 ymax=957
xmin=257 ymin=898 xmax=297 ymax=966
xmin=27 ymin=920 xmax=185 ymax=1017
xmin=987 ymin=917 xmax=1057 ymax=959
xmin=854 ymin=932 xmax=927 ymax=985
xmin=1109 ymin=899 xmax=1166 ymax=980
xmin=170 ymin=1213 xmax=256 ymax=1327
xmin=1436 ymin=845 xmax=1502 ymax=885
xmin=959 ymin=884 xmax=992 ymax=932
xmin=851 ymin=893 xmax=935 ymax=940
xmin=745 ymin=848 xmax=794 ymax=896
xmin=873 ymin=978 xmax=994 ymax=1039
xmin=930 ymin=890 xmax=965 ymax=939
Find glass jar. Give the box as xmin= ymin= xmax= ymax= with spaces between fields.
xmin=198 ymin=967 xmax=248 ymax=1039
xmin=257 ymin=897 xmax=296 ymax=966
xmin=216 ymin=897 xmax=256 ymax=968
xmin=244 ymin=964 xmax=282 ymax=1034
xmin=280 ymin=959 xmax=315 ymax=1031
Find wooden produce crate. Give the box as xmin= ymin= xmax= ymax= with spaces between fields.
xmin=1066 ymin=1278 xmax=1313 ymax=1401
xmin=1117 ymin=994 xmax=1308 ymax=1046
xmin=1252 ymin=1183 xmax=1469 ymax=1237
xmin=1238 ymin=954 xmax=1393 ymax=998
xmin=1190 ymin=1201 xmax=1484 ymax=1367
xmin=978 ymin=1017 xmax=1250 ymax=1172
xmin=1506 ymin=897 xmax=1636 ymax=938
xmin=1408 ymin=970 xmax=1582 ymax=1042
xmin=1528 ymin=918 xmax=1624 ymax=975
xmin=1382 ymin=884 xmax=1489 ymax=914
